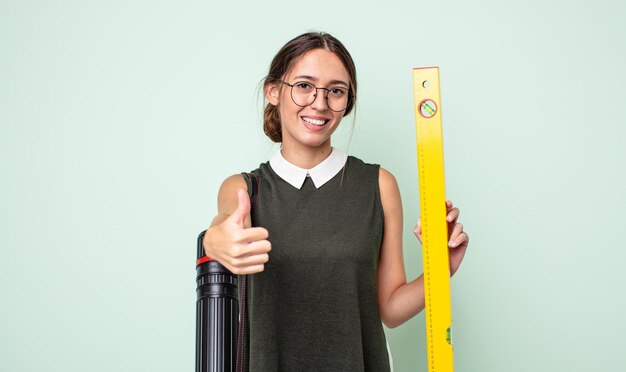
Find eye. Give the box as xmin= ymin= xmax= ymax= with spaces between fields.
xmin=329 ymin=87 xmax=347 ymax=97
xmin=294 ymin=82 xmax=314 ymax=92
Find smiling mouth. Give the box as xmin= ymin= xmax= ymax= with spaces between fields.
xmin=302 ymin=116 xmax=329 ymax=126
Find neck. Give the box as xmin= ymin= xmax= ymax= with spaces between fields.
xmin=280 ymin=141 xmax=332 ymax=169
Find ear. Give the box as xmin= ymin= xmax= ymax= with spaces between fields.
xmin=265 ymin=82 xmax=280 ymax=106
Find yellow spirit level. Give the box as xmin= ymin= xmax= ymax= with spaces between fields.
xmin=412 ymin=67 xmax=454 ymax=372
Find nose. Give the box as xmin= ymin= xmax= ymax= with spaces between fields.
xmin=310 ymin=88 xmax=329 ymax=111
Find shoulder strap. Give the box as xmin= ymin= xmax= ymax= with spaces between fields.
xmin=248 ymin=172 xmax=259 ymax=224
xmin=236 ymin=172 xmax=259 ymax=372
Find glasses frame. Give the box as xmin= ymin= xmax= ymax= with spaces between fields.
xmin=281 ymin=80 xmax=353 ymax=112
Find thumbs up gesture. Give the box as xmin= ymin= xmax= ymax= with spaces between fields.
xmin=204 ymin=181 xmax=271 ymax=275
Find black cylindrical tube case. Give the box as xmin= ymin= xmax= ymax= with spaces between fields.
xmin=196 ymin=231 xmax=239 ymax=372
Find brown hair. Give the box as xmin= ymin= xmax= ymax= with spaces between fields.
xmin=263 ymin=32 xmax=357 ymax=143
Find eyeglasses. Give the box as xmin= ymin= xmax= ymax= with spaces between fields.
xmin=282 ymin=81 xmax=352 ymax=112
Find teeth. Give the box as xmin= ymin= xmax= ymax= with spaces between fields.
xmin=302 ymin=117 xmax=327 ymax=126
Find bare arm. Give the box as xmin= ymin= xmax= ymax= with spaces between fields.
xmin=208 ymin=175 xmax=250 ymax=227
xmin=377 ymin=168 xmax=425 ymax=328
xmin=376 ymin=168 xmax=469 ymax=328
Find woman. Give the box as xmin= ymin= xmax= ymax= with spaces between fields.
xmin=203 ymin=32 xmax=469 ymax=371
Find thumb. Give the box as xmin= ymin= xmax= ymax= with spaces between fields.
xmin=229 ymin=189 xmax=251 ymax=227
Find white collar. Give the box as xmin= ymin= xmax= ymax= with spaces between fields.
xmin=269 ymin=147 xmax=348 ymax=189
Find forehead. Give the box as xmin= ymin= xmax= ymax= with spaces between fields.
xmin=285 ymin=49 xmax=350 ymax=84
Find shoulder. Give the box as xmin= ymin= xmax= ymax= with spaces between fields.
xmin=216 ymin=174 xmax=248 ymax=212
xmin=347 ymin=155 xmax=377 ymax=168
xmin=344 ymin=156 xmax=400 ymax=192
xmin=378 ymin=167 xmax=399 ymax=194
xmin=345 ymin=155 xmax=400 ymax=207
xmin=220 ymin=163 xmax=269 ymax=195
xmin=346 ymin=155 xmax=381 ymax=180
xmin=345 ymin=156 xmax=396 ymax=185
xmin=378 ymin=167 xmax=402 ymax=213
xmin=219 ymin=174 xmax=248 ymax=194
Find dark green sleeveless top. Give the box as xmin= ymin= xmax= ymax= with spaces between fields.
xmin=243 ymin=156 xmax=389 ymax=372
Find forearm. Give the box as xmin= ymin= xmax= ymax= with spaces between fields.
xmin=381 ymin=274 xmax=425 ymax=329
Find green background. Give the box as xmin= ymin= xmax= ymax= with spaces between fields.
xmin=2 ymin=0 xmax=625 ymax=371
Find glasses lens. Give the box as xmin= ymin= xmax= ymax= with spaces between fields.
xmin=289 ymin=82 xmax=351 ymax=112
xmin=291 ymin=82 xmax=315 ymax=107
xmin=326 ymin=87 xmax=350 ymax=112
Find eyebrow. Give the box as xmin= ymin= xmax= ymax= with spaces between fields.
xmin=293 ymin=75 xmax=350 ymax=88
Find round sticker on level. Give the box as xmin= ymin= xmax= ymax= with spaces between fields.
xmin=419 ymin=99 xmax=437 ymax=118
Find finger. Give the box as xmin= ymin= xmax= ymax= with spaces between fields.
xmin=223 ymin=258 xmax=266 ymax=275
xmin=449 ymin=228 xmax=468 ymax=248
xmin=232 ymin=252 xmax=270 ymax=268
xmin=449 ymin=232 xmax=468 ymax=249
xmin=447 ymin=222 xmax=463 ymax=245
xmin=233 ymin=264 xmax=266 ymax=275
xmin=413 ymin=218 xmax=422 ymax=237
xmin=446 ymin=200 xmax=453 ymax=210
xmin=229 ymin=189 xmax=251 ymax=227
xmin=231 ymin=237 xmax=271 ymax=258
xmin=244 ymin=239 xmax=272 ymax=255
xmin=446 ymin=207 xmax=460 ymax=223
xmin=238 ymin=227 xmax=269 ymax=242
xmin=448 ymin=222 xmax=463 ymax=239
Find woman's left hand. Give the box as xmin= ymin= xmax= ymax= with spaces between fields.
xmin=413 ymin=200 xmax=469 ymax=276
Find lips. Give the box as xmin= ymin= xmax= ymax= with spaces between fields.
xmin=301 ymin=116 xmax=329 ymax=126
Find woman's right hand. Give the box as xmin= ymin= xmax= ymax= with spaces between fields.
xmin=203 ymin=189 xmax=271 ymax=275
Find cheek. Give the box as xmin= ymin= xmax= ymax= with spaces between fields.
xmin=278 ymin=96 xmax=301 ymax=117
xmin=279 ymin=88 xmax=295 ymax=107
xmin=332 ymin=113 xmax=344 ymax=125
